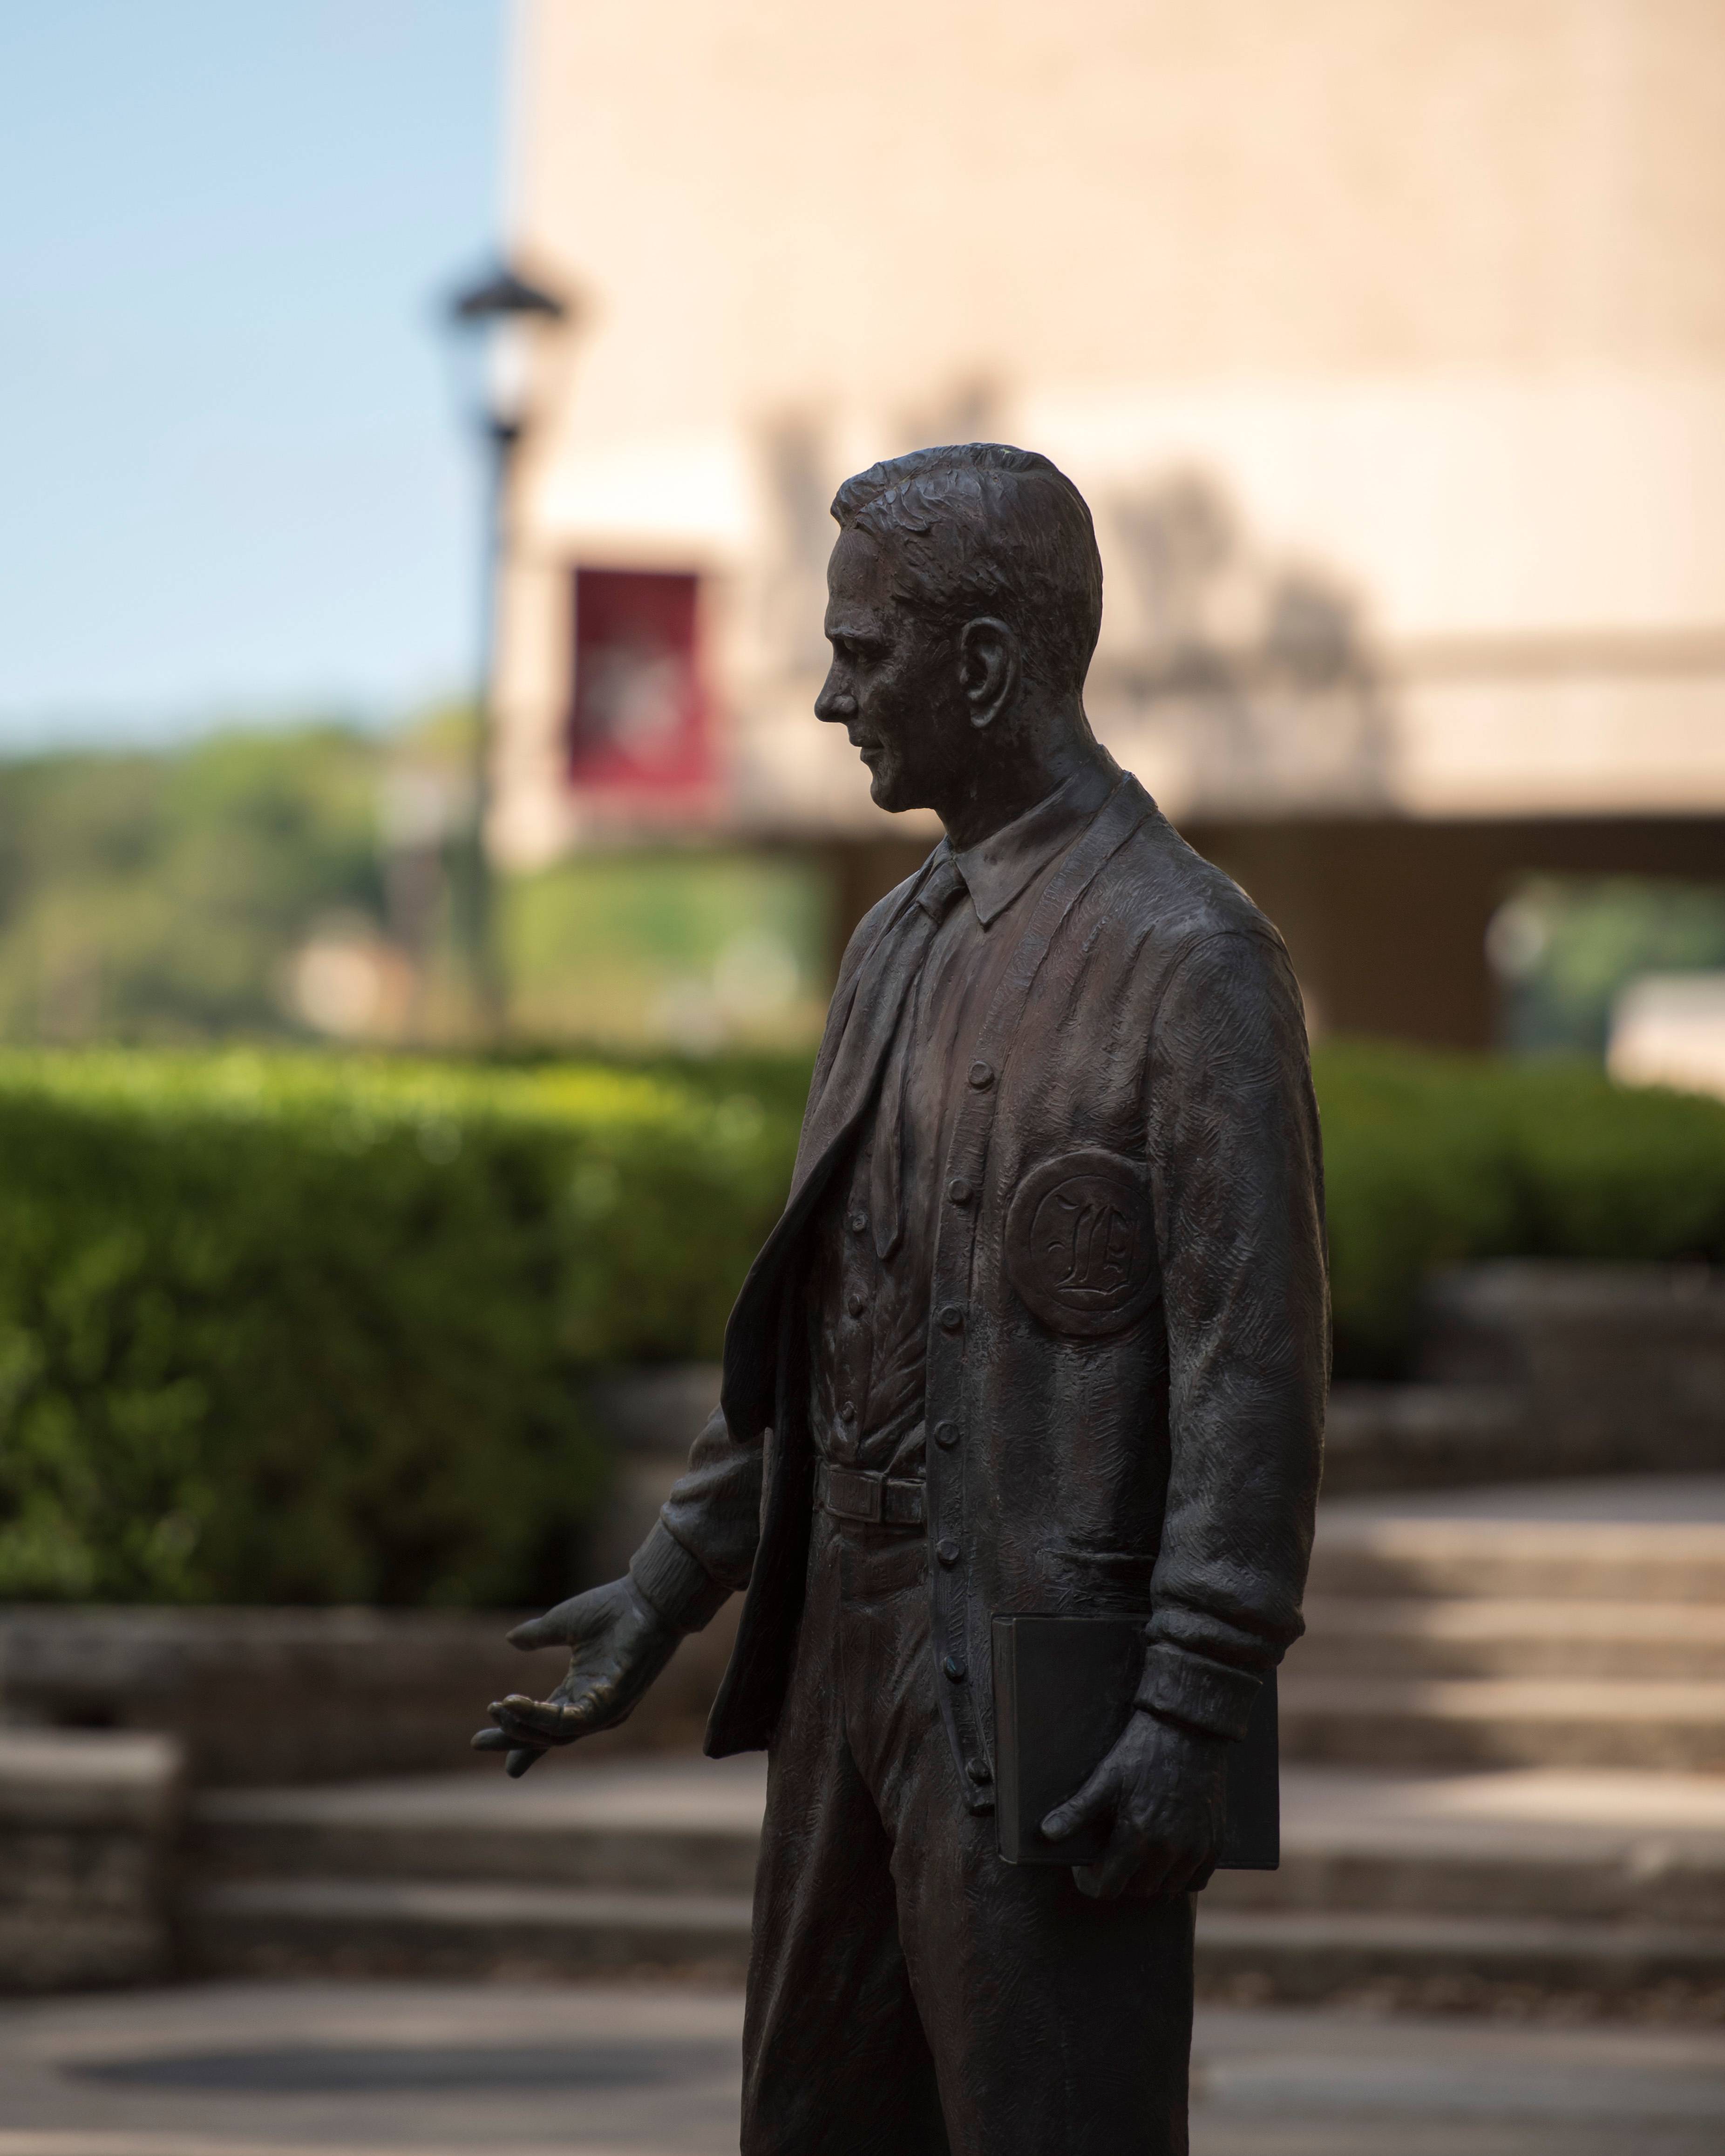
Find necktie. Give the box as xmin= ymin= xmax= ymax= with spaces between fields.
xmin=869 ymin=853 xmax=965 ymax=1261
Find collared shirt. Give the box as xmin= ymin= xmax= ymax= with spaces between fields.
xmin=806 ymin=753 xmax=1119 ymax=1478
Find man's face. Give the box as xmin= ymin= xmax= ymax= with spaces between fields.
xmin=814 ymin=527 xmax=962 ymax=814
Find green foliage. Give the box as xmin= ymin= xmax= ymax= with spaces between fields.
xmin=0 ymin=1050 xmax=801 ymax=1606
xmin=503 ymin=848 xmax=831 ymax=1049
xmin=3 ymin=1037 xmax=1722 ymax=1606
xmin=0 ymin=724 xmax=833 ymax=1054
xmin=0 ymin=727 xmax=385 ymax=1043
xmin=1317 ymin=1040 xmax=1725 ymax=1375
xmin=1494 ymin=875 xmax=1725 ymax=1055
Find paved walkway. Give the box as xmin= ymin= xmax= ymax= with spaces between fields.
xmin=0 ymin=1979 xmax=1722 ymax=2156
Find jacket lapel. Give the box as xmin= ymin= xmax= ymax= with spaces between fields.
xmin=720 ymin=859 xmax=939 ymax=1432
xmin=788 ymin=860 xmax=944 ymax=1196
xmin=720 ymin=780 xmax=1149 ymax=1437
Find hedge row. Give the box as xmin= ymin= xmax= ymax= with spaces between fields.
xmin=0 ymin=1051 xmax=799 ymax=1607
xmin=1 ymin=1042 xmax=1722 ymax=1606
xmin=1317 ymin=1041 xmax=1725 ymax=1375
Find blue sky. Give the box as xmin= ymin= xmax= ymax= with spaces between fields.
xmin=0 ymin=2 xmax=505 ymax=746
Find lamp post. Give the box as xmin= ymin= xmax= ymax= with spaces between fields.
xmin=442 ymin=263 xmax=569 ymax=1039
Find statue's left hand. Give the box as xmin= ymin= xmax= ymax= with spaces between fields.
xmin=1039 ymin=1709 xmax=1227 ymax=1900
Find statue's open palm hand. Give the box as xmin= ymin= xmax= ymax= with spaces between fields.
xmin=471 ymin=1577 xmax=680 ymax=1778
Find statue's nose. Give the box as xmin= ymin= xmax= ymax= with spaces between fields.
xmin=815 ymin=677 xmax=854 ymax=724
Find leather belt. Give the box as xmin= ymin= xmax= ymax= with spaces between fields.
xmin=817 ymin=1460 xmax=926 ymax=1528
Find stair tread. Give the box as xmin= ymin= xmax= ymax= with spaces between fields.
xmin=1306 ymin=1501 xmax=1725 ymax=1606
xmin=1277 ymin=1766 xmax=1725 ymax=1857
xmin=1319 ymin=1478 xmax=1725 ymax=1527
xmin=193 ymin=1761 xmax=1725 ymax=1863
xmin=183 ymin=1761 xmax=1725 ymax=1992
xmin=194 ymin=1876 xmax=754 ymax=1931
xmin=184 ymin=1478 xmax=1725 ymax=1997
xmin=196 ymin=1756 xmax=769 ymax=1833
xmin=1303 ymin=1596 xmax=1725 ymax=1639
xmin=1282 ymin=1676 xmax=1725 ymax=1717
xmin=1197 ymin=1908 xmax=1725 ymax=1953
xmin=190 ymin=1877 xmax=1725 ymax=1966
xmin=1318 ymin=1520 xmax=1725 ymax=1553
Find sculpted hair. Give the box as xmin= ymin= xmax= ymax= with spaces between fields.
xmin=829 ymin=444 xmax=1103 ymax=696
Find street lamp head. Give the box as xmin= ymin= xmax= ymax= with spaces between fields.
xmin=448 ymin=264 xmax=569 ymax=328
xmin=442 ymin=262 xmax=574 ymax=442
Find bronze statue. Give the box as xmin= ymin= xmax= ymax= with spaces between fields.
xmin=476 ymin=444 xmax=1327 ymax=2155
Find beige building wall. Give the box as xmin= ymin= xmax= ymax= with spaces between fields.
xmin=493 ymin=0 xmax=1725 ymax=867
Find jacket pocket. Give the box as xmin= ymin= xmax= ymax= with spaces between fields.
xmin=1042 ymin=1545 xmax=1159 ymax=1609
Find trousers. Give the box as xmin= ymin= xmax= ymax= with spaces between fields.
xmin=740 ymin=1508 xmax=1195 ymax=2156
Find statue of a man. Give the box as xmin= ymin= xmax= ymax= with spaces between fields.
xmin=477 ymin=443 xmax=1327 ymax=2155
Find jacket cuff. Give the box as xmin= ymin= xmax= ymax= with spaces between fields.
xmin=628 ymin=1522 xmax=731 ymax=1634
xmin=1135 ymin=1641 xmax=1261 ymax=1743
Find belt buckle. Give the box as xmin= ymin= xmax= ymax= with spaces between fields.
xmin=881 ymin=1477 xmax=924 ymax=1527
xmin=828 ymin=1464 xmax=883 ymax=1523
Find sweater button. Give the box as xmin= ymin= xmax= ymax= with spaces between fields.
xmin=934 ymin=1421 xmax=959 ymax=1449
xmin=943 ymin=1655 xmax=967 ymax=1682
xmin=847 ymin=1209 xmax=867 ymax=1234
xmin=846 ymin=1289 xmax=866 ymax=1317
xmin=939 ymin=1305 xmax=964 ymax=1333
xmin=937 ymin=1539 xmax=960 ymax=1567
xmin=947 ymin=1177 xmax=972 ymax=1205
xmin=966 ymin=1758 xmax=993 ymax=1783
xmin=967 ymin=1060 xmax=994 ymax=1090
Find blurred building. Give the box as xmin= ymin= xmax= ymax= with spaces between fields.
xmin=1610 ymin=973 xmax=1725 ymax=1101
xmin=490 ymin=0 xmax=1725 ymax=1045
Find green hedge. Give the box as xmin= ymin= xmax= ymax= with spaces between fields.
xmin=2 ymin=1041 xmax=1722 ymax=1606
xmin=0 ymin=1051 xmax=799 ymax=1607
xmin=1316 ymin=1041 xmax=1725 ymax=1376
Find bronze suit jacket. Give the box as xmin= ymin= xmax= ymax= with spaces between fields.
xmin=628 ymin=771 xmax=1328 ymax=1810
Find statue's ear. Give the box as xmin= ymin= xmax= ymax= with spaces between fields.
xmin=959 ymin=616 xmax=1020 ymax=732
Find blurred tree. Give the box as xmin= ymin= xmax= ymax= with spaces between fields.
xmin=0 ymin=718 xmax=831 ymax=1051
xmin=1490 ymin=876 xmax=1725 ymax=1057
xmin=504 ymin=848 xmax=830 ymax=1051
xmin=0 ymin=726 xmax=385 ymax=1042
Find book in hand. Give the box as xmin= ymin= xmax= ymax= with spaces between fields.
xmin=992 ymin=1613 xmax=1279 ymax=1871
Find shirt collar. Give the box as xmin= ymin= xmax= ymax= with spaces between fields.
xmin=944 ymin=753 xmax=1119 ymax=927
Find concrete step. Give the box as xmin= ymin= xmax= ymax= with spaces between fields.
xmin=1221 ymin=1766 xmax=1725 ymax=1925
xmin=191 ymin=1758 xmax=764 ymax=1892
xmin=187 ymin=1875 xmax=754 ymax=1979
xmin=1214 ymin=1844 xmax=1725 ymax=1927
xmin=1193 ymin=1908 xmax=1725 ymax=2006
xmin=184 ymin=1757 xmax=1725 ymax=2007
xmin=0 ymin=1729 xmax=183 ymax=1993
xmin=1297 ymin=1595 xmax=1725 ymax=1680
xmin=0 ymin=1598 xmax=740 ymax=1787
xmin=1280 ymin=1675 xmax=1725 ymax=1770
xmin=186 ymin=1876 xmax=1725 ymax=2004
xmin=193 ymin=1762 xmax=1725 ymax=1916
xmin=1306 ymin=1518 xmax=1725 ymax=1604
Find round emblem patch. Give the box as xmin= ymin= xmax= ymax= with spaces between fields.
xmin=1005 ymin=1149 xmax=1161 ymax=1338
